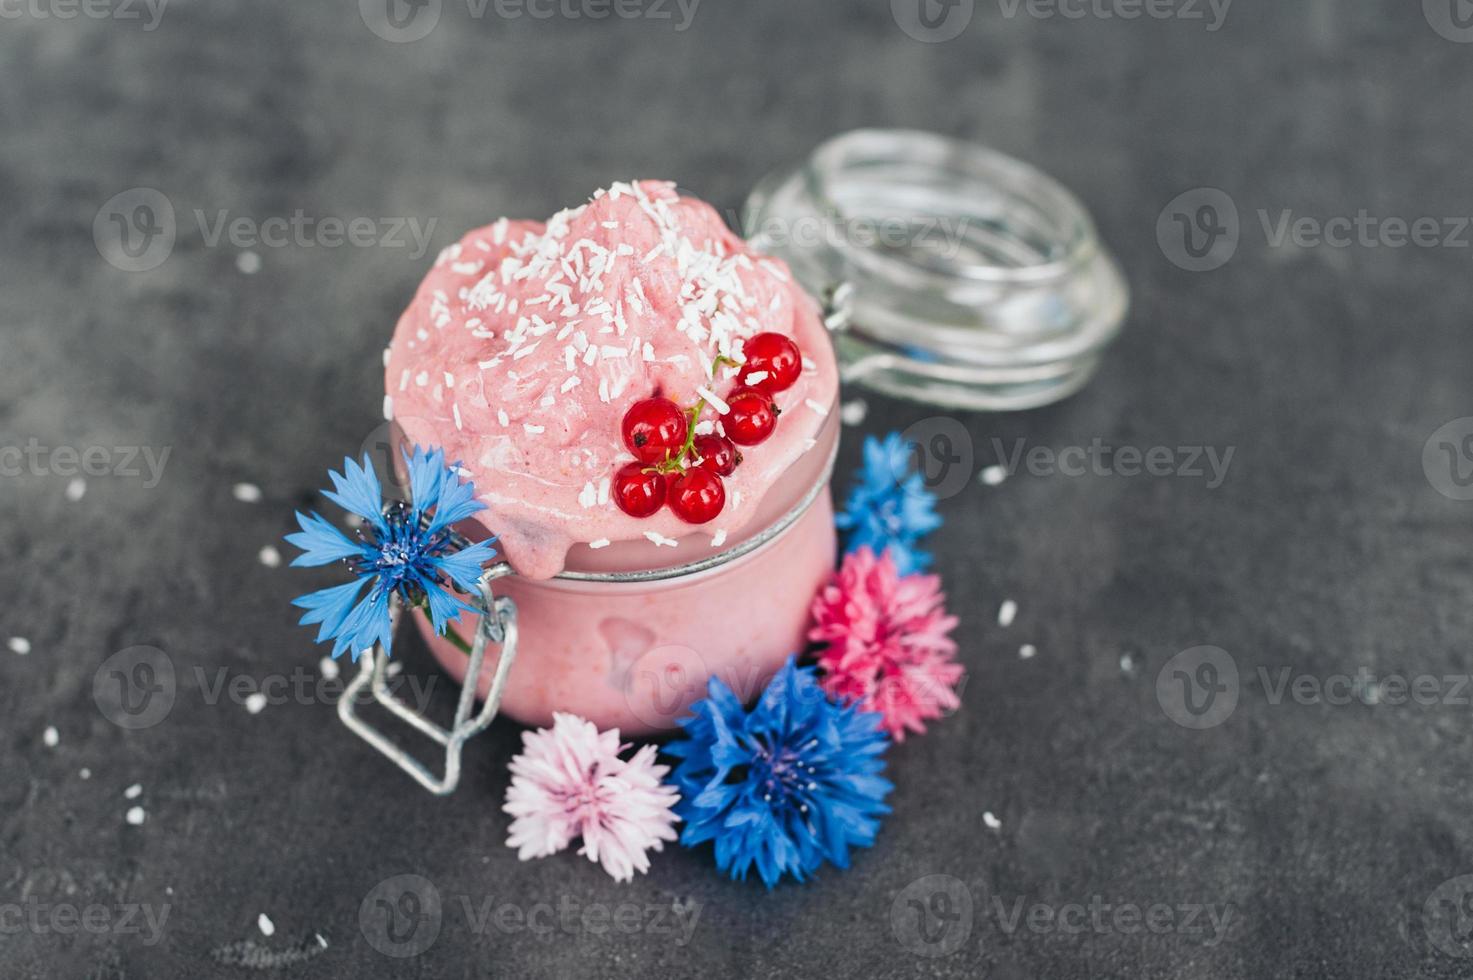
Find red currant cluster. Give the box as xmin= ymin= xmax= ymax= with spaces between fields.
xmin=613 ymin=332 xmax=803 ymax=525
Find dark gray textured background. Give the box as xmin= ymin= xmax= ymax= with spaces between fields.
xmin=5 ymin=0 xmax=1473 ymax=977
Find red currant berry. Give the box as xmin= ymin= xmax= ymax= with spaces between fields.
xmin=668 ymin=468 xmax=726 ymax=524
xmin=725 ymin=386 xmax=777 ymax=446
xmin=621 ymin=397 xmax=686 ymax=464
xmin=612 ymin=462 xmax=666 ymax=518
xmin=693 ymin=434 xmax=739 ymax=477
xmin=740 ymin=332 xmax=802 ymax=392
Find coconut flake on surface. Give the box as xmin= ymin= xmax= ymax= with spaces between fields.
xmin=65 ymin=478 xmax=86 ymax=502
xmin=232 ymin=482 xmax=263 ymax=503
xmin=244 ymin=693 xmax=268 ymax=715
xmin=998 ymin=600 xmax=1017 ymax=627
xmin=42 ymin=726 xmax=59 ymax=748
xmin=1019 ymin=644 xmax=1037 ymax=660
xmin=258 ymin=914 xmax=275 ymax=937
xmin=8 ymin=636 xmax=30 ymax=655
xmin=980 ymin=465 xmax=1008 ymax=486
xmin=125 ymin=806 xmax=146 ymax=826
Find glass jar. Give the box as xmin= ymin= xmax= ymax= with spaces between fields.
xmin=743 ymin=129 xmax=1129 ymax=411
xmin=410 ymin=406 xmax=840 ymax=736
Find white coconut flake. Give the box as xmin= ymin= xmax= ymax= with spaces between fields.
xmin=383 ymin=395 xmax=394 ymax=421
xmin=643 ymin=531 xmax=678 ymax=548
xmin=523 ymin=423 xmax=545 ymax=435
xmin=258 ymin=546 xmax=282 ymax=568
xmin=452 ymin=403 xmax=464 ymax=430
xmin=498 ymin=409 xmax=510 ymax=427
xmin=983 ymin=811 xmax=1002 ymax=830
xmin=579 ymin=482 xmax=598 ymax=509
xmin=65 ymin=478 xmax=86 ymax=502
xmin=232 ymin=482 xmax=262 ymax=503
xmin=744 ymin=370 xmax=769 ymax=385
xmin=998 ymin=600 xmax=1018 ymax=627
xmin=1019 ymin=644 xmax=1037 ymax=660
xmin=125 ymin=806 xmax=146 ymax=826
xmin=697 ymin=387 xmax=729 ymax=414
xmin=597 ymin=477 xmax=610 ymax=505
xmin=8 ymin=636 xmax=31 ymax=655
xmin=125 ymin=783 xmax=143 ymax=799
xmin=710 ymin=529 xmax=727 ymax=548
xmin=43 ymin=726 xmax=59 ymax=748
xmin=588 ymin=538 xmax=611 ymax=550
xmin=244 ymin=692 xmax=268 ymax=715
xmin=805 ymin=399 xmax=828 ymax=417
xmin=981 ymin=465 xmax=1008 ymax=486
xmin=258 ymin=914 xmax=275 ymax=937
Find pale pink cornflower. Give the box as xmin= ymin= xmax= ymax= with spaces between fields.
xmin=503 ymin=713 xmax=680 ymax=882
xmin=809 ymin=547 xmax=963 ymax=741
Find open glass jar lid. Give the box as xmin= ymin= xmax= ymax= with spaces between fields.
xmin=742 ymin=129 xmax=1129 ymax=411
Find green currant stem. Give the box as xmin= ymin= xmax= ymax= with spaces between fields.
xmin=651 ymin=354 xmax=743 ymax=477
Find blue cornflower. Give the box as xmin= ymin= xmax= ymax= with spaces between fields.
xmin=665 ymin=656 xmax=893 ymax=888
xmin=286 ymin=446 xmax=497 ymax=660
xmin=835 ymin=432 xmax=943 ymax=575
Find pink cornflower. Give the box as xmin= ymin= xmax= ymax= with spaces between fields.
xmin=503 ymin=713 xmax=680 ymax=882
xmin=809 ymin=547 xmax=963 ymax=741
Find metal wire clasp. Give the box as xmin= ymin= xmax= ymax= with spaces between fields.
xmin=337 ymin=567 xmax=518 ymax=795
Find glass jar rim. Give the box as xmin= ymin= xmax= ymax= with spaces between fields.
xmin=469 ymin=433 xmax=837 ymax=588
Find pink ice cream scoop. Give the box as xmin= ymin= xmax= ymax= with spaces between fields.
xmin=384 ymin=181 xmax=841 ymax=733
xmin=385 ymin=180 xmax=839 ymax=581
